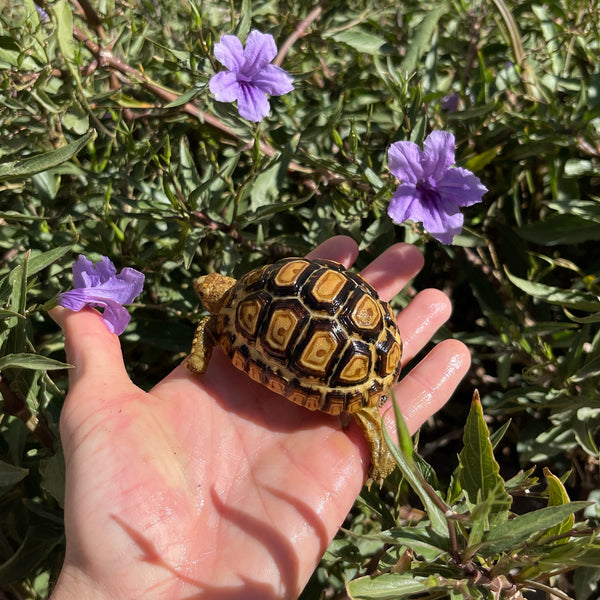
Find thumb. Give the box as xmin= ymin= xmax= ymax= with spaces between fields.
xmin=50 ymin=306 xmax=132 ymax=393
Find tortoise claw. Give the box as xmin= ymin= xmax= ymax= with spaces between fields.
xmin=187 ymin=315 xmax=214 ymax=375
xmin=352 ymin=406 xmax=397 ymax=486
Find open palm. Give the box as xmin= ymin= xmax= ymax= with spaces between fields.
xmin=49 ymin=237 xmax=470 ymax=600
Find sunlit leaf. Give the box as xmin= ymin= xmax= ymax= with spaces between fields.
xmin=506 ymin=269 xmax=600 ymax=312
xmin=543 ymin=467 xmax=574 ymax=543
xmin=0 ymin=353 xmax=70 ymax=371
xmin=458 ymin=391 xmax=511 ymax=529
xmin=327 ymin=29 xmax=387 ymax=55
xmin=0 ymin=130 xmax=96 ymax=181
xmin=401 ymin=4 xmax=447 ymax=76
xmin=482 ymin=502 xmax=591 ymax=554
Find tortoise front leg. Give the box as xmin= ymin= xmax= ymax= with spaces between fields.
xmin=187 ymin=315 xmax=215 ymax=375
xmin=352 ymin=406 xmax=397 ymax=485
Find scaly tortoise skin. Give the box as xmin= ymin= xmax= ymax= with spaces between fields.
xmin=187 ymin=257 xmax=403 ymax=481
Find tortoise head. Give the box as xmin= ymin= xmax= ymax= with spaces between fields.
xmin=193 ymin=273 xmax=237 ymax=314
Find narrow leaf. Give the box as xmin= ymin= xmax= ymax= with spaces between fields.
xmin=28 ymin=245 xmax=75 ymax=277
xmin=0 ymin=130 xmax=96 ymax=181
xmin=518 ymin=214 xmax=600 ymax=245
xmin=55 ymin=0 xmax=81 ymax=85
xmin=0 ymin=353 xmax=71 ymax=371
xmin=391 ymin=392 xmax=413 ymax=462
xmin=506 ymin=269 xmax=600 ymax=312
xmin=482 ymin=501 xmax=591 ymax=554
xmin=233 ymin=0 xmax=252 ymax=41
xmin=384 ymin=407 xmax=449 ymax=538
xmin=401 ymin=4 xmax=446 ymax=76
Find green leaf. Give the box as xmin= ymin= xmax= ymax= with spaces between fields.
xmin=458 ymin=391 xmax=511 ymax=528
xmin=0 ymin=130 xmax=96 ymax=181
xmin=347 ymin=572 xmax=474 ymax=599
xmin=547 ymin=199 xmax=600 ymax=222
xmin=0 ymin=525 xmax=63 ymax=586
xmin=62 ymin=107 xmax=90 ymax=135
xmin=543 ymin=467 xmax=574 ymax=543
xmin=383 ymin=527 xmax=448 ymax=561
xmin=328 ymin=29 xmax=386 ymax=55
xmin=55 ymin=0 xmax=81 ymax=85
xmin=490 ymin=418 xmax=512 ymax=450
xmin=401 ymin=4 xmax=447 ymax=76
xmin=0 ymin=353 xmax=71 ymax=371
xmin=391 ymin=392 xmax=413 ymax=462
xmin=506 ymin=269 xmax=600 ymax=312
xmin=39 ymin=449 xmax=66 ymax=508
xmin=518 ymin=214 xmax=600 ymax=245
xmin=163 ymin=84 xmax=206 ymax=109
xmin=28 ymin=245 xmax=75 ymax=277
xmin=384 ymin=403 xmax=449 ymax=538
xmin=482 ymin=501 xmax=591 ymax=554
xmin=0 ymin=309 xmax=26 ymax=320
xmin=0 ymin=461 xmax=29 ymax=496
xmin=346 ymin=573 xmax=431 ymax=599
xmin=7 ymin=254 xmax=28 ymax=355
xmin=463 ymin=145 xmax=502 ymax=172
xmin=233 ymin=0 xmax=252 ymax=41
xmin=467 ymin=481 xmax=513 ymax=547
xmin=571 ymin=354 xmax=600 ymax=382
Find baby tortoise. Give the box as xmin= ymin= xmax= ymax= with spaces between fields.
xmin=188 ymin=257 xmax=403 ymax=481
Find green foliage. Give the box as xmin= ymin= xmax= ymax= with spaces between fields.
xmin=1 ymin=0 xmax=600 ymax=597
xmin=343 ymin=394 xmax=600 ymax=599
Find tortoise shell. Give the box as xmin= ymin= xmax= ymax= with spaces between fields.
xmin=213 ymin=257 xmax=402 ymax=415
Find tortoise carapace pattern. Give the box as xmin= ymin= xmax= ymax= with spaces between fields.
xmin=190 ymin=258 xmax=402 ymax=414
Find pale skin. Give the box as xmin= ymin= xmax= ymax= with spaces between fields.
xmin=49 ymin=237 xmax=471 ymax=600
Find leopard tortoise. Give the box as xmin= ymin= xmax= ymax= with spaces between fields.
xmin=187 ymin=257 xmax=403 ymax=481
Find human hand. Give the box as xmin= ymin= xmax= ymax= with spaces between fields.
xmin=49 ymin=237 xmax=470 ymax=600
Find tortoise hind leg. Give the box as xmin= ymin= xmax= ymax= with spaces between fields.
xmin=352 ymin=406 xmax=397 ymax=485
xmin=187 ymin=316 xmax=215 ymax=375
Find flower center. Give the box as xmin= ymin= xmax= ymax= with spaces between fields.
xmin=416 ymin=179 xmax=442 ymax=207
xmin=237 ymin=71 xmax=254 ymax=83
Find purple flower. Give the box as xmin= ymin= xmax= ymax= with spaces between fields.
xmin=209 ymin=30 xmax=294 ymax=122
xmin=58 ymin=256 xmax=144 ymax=335
xmin=387 ymin=131 xmax=488 ymax=244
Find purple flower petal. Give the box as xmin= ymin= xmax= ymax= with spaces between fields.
xmin=236 ymin=83 xmax=271 ymax=122
xmin=97 ymin=300 xmax=133 ymax=335
xmin=388 ymin=141 xmax=424 ymax=184
xmin=213 ymin=35 xmax=245 ymax=72
xmin=421 ymin=131 xmax=455 ymax=180
xmin=426 ymin=210 xmax=464 ymax=245
xmin=250 ymin=64 xmax=294 ymax=96
xmin=241 ymin=31 xmax=278 ymax=77
xmin=209 ymin=29 xmax=293 ymax=122
xmin=209 ymin=71 xmax=242 ymax=102
xmin=436 ymin=167 xmax=488 ymax=208
xmin=58 ymin=255 xmax=144 ymax=335
xmin=387 ymin=184 xmax=421 ymax=223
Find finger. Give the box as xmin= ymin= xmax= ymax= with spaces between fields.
xmin=306 ymin=235 xmax=359 ymax=268
xmin=359 ymin=243 xmax=424 ymax=301
xmin=397 ymin=288 xmax=452 ymax=363
xmin=49 ymin=306 xmax=131 ymax=391
xmin=387 ymin=338 xmax=471 ymax=435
